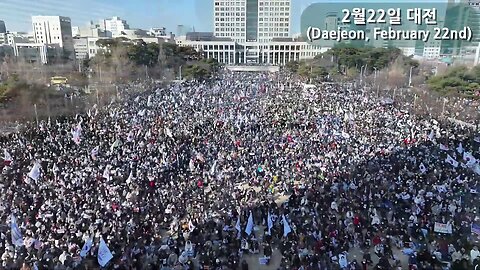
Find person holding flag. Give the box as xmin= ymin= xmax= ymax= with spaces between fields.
xmin=245 ymin=211 xmax=254 ymax=236
xmin=10 ymin=214 xmax=24 ymax=247
xmin=267 ymin=212 xmax=273 ymax=236
xmin=282 ymin=214 xmax=292 ymax=237
xmin=3 ymin=149 xmax=12 ymax=166
xmin=80 ymin=237 xmax=93 ymax=258
xmin=98 ymin=238 xmax=113 ymax=267
xmin=27 ymin=161 xmax=41 ymax=182
xmin=235 ymin=215 xmax=242 ymax=239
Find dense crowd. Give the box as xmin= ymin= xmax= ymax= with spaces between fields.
xmin=0 ymin=71 xmax=479 ymax=270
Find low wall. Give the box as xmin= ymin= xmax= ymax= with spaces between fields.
xmin=226 ymin=66 xmax=280 ymax=72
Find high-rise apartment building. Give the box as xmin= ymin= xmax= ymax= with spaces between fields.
xmin=31 ymin=16 xmax=74 ymax=59
xmin=213 ymin=0 xmax=291 ymax=43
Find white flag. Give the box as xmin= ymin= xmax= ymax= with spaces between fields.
xmin=147 ymin=95 xmax=152 ymax=107
xmin=165 ymin=127 xmax=173 ymax=138
xmin=282 ymin=214 xmax=292 ymax=237
xmin=457 ymin=143 xmax=464 ymax=154
xmin=427 ymin=130 xmax=435 ymax=142
xmin=209 ymin=160 xmax=217 ymax=176
xmin=188 ymin=221 xmax=196 ymax=233
xmin=80 ymin=238 xmax=93 ymax=258
xmin=267 ymin=212 xmax=273 ymax=235
xmin=134 ymin=96 xmax=140 ymax=103
xmin=110 ymin=139 xmax=120 ymax=152
xmin=189 ymin=159 xmax=195 ymax=172
xmin=235 ymin=216 xmax=241 ymax=239
xmin=245 ymin=212 xmax=254 ymax=236
xmin=28 ymin=162 xmax=41 ymax=181
xmin=4 ymin=149 xmax=12 ymax=164
xmin=91 ymin=146 xmax=99 ymax=160
xmin=463 ymin=152 xmax=477 ymax=167
xmin=10 ymin=215 xmax=24 ymax=247
xmin=97 ymin=238 xmax=113 ymax=267
xmin=126 ymin=170 xmax=134 ymax=185
xmin=127 ymin=131 xmax=134 ymax=142
xmin=102 ymin=166 xmax=111 ymax=180
xmin=440 ymin=144 xmax=449 ymax=151
xmin=71 ymin=123 xmax=82 ymax=145
xmin=138 ymin=109 xmax=146 ymax=116
xmin=419 ymin=163 xmax=427 ymax=174
xmin=52 ymin=163 xmax=59 ymax=175
xmin=445 ymin=155 xmax=459 ymax=168
xmin=473 ymin=164 xmax=480 ymax=175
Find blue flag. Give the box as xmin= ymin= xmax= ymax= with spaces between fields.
xmin=10 ymin=215 xmax=24 ymax=247
xmin=282 ymin=214 xmax=292 ymax=237
xmin=245 ymin=212 xmax=254 ymax=236
xmin=80 ymin=238 xmax=93 ymax=258
xmin=267 ymin=212 xmax=273 ymax=235
xmin=97 ymin=238 xmax=113 ymax=267
xmin=235 ymin=216 xmax=241 ymax=239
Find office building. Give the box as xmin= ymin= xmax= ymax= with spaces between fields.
xmin=177 ymin=34 xmax=326 ymax=65
xmin=99 ymin=16 xmax=130 ymax=37
xmin=148 ymin=27 xmax=167 ymax=37
xmin=73 ymin=38 xmax=88 ymax=60
xmin=213 ymin=0 xmax=291 ymax=44
xmin=0 ymin=20 xmax=6 ymax=33
xmin=13 ymin=43 xmax=59 ymax=64
xmin=31 ymin=16 xmax=74 ymax=59
xmin=73 ymin=22 xmax=108 ymax=38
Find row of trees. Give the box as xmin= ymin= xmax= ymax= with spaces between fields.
xmin=85 ymin=39 xmax=220 ymax=83
xmin=427 ymin=65 xmax=480 ymax=98
xmin=285 ymin=46 xmax=419 ymax=84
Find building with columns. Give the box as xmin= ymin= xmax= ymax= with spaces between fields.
xmin=176 ymin=34 xmax=326 ymax=65
xmin=177 ymin=0 xmax=326 ymax=65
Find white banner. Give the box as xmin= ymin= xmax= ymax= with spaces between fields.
xmin=434 ymin=222 xmax=452 ymax=234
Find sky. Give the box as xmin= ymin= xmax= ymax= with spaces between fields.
xmin=0 ymin=0 xmax=318 ymax=34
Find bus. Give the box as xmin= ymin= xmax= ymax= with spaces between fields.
xmin=50 ymin=76 xmax=68 ymax=86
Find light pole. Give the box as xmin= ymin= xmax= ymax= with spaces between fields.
xmin=179 ymin=65 xmax=183 ymax=80
xmin=360 ymin=65 xmax=365 ymax=84
xmin=34 ymin=104 xmax=39 ymax=126
xmin=373 ymin=67 xmax=378 ymax=86
xmin=408 ymin=66 xmax=413 ymax=87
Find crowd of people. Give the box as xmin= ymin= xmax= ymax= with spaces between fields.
xmin=0 ymin=71 xmax=479 ymax=270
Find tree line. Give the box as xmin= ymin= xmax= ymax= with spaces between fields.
xmin=285 ymin=46 xmax=419 ymax=84
xmin=84 ymin=38 xmax=221 ymax=83
xmin=427 ymin=65 xmax=480 ymax=98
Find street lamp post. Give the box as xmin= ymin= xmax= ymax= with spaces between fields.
xmin=34 ymin=104 xmax=39 ymax=126
xmin=179 ymin=65 xmax=183 ymax=80
xmin=373 ymin=67 xmax=378 ymax=86
xmin=360 ymin=65 xmax=365 ymax=84
xmin=408 ymin=66 xmax=413 ymax=87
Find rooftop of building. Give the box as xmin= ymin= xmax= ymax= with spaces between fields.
xmin=185 ymin=32 xmax=233 ymax=42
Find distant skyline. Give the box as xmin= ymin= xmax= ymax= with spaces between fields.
xmin=0 ymin=0 xmax=446 ymax=35
xmin=0 ymin=0 xmax=318 ymax=34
